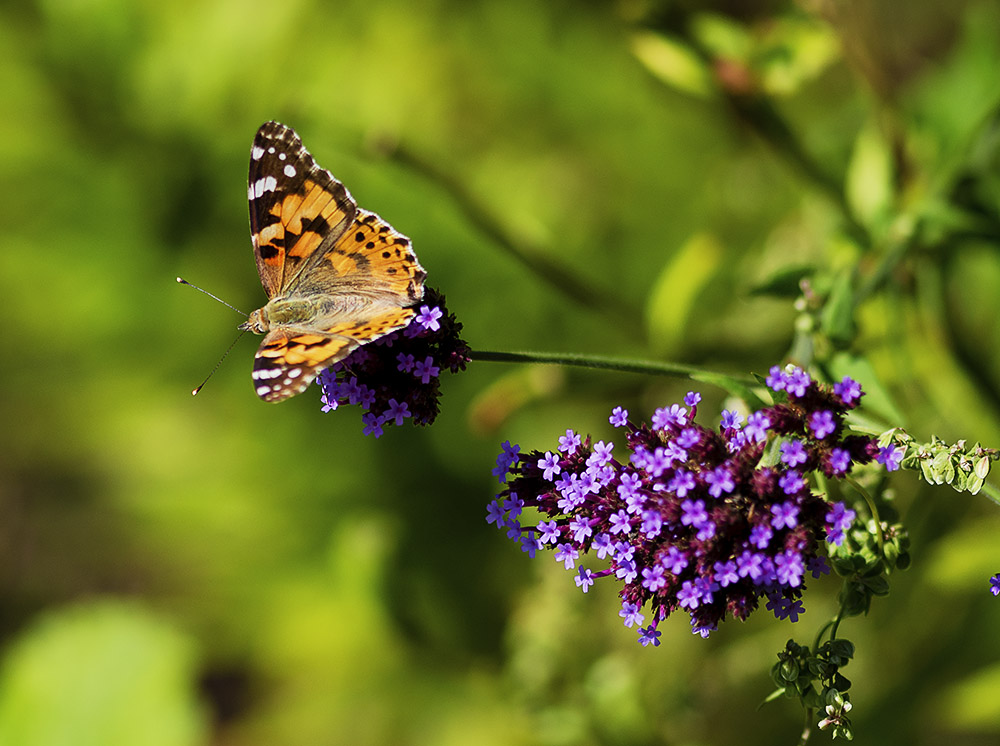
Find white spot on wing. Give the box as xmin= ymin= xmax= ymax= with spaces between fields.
xmin=284 ymin=164 xmax=296 ymax=178
xmin=252 ymin=146 xmax=264 ymax=160
xmin=253 ymin=367 xmax=282 ymax=380
xmin=252 ymin=176 xmax=277 ymax=198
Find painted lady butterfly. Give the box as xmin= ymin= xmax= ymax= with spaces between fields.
xmin=240 ymin=121 xmax=426 ymax=402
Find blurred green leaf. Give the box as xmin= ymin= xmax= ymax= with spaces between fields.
xmin=691 ymin=13 xmax=753 ymax=61
xmin=646 ymin=232 xmax=722 ymax=355
xmin=845 ymin=120 xmax=894 ymax=233
xmin=0 ymin=603 xmax=206 ymax=746
xmin=819 ymin=269 xmax=856 ymax=345
xmin=829 ymin=352 xmax=905 ymax=427
xmin=750 ymin=264 xmax=813 ymax=298
xmin=630 ymin=31 xmax=714 ymax=97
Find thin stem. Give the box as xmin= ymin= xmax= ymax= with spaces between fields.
xmin=845 ymin=475 xmax=884 ymax=553
xmin=469 ymin=349 xmax=760 ymax=395
xmin=470 ymin=348 xmax=774 ymax=413
xmin=470 ymin=349 xmax=702 ymax=376
xmin=387 ymin=144 xmax=645 ymax=336
xmin=829 ymin=596 xmax=849 ymax=642
xmin=812 ymin=618 xmax=836 ymax=651
xmin=798 ymin=708 xmax=813 ymax=746
xmin=979 ymin=480 xmax=1000 ymax=507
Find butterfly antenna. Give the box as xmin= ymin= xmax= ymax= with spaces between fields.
xmin=192 ymin=330 xmax=247 ymax=396
xmin=176 ymin=277 xmax=247 ymax=316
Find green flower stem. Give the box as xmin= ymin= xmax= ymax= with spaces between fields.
xmin=979 ymin=480 xmax=1000 ymax=507
xmin=813 ymin=617 xmax=836 ymax=650
xmin=469 ymin=349 xmax=760 ymax=398
xmin=845 ymin=475 xmax=884 ymax=554
xmin=829 ymin=596 xmax=850 ymax=642
xmin=471 ymin=349 xmax=700 ymax=376
xmin=798 ymin=710 xmax=813 ymax=746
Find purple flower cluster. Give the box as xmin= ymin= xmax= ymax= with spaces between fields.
xmin=488 ymin=366 xmax=879 ymax=644
xmin=317 ymin=287 xmax=470 ymax=435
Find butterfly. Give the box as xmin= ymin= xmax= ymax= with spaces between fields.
xmin=240 ymin=121 xmax=426 ymax=402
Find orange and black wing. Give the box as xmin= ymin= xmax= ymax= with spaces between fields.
xmin=248 ymin=121 xmax=357 ymax=298
xmin=297 ymin=208 xmax=426 ymax=306
xmin=251 ymin=308 xmax=419 ymax=403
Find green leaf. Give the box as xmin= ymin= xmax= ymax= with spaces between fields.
xmin=759 ymin=435 xmax=785 ymax=468
xmin=779 ymin=658 xmax=801 ymax=682
xmin=952 ymin=469 xmax=969 ymax=492
xmin=883 ymin=540 xmax=899 ymax=565
xmin=861 ymin=574 xmax=890 ymax=596
xmin=803 ymin=687 xmax=825 ymax=709
xmin=630 ymin=31 xmax=714 ymax=97
xmin=846 ymin=119 xmax=894 ymax=232
xmin=830 ymin=354 xmax=906 ymax=427
xmin=829 ymin=639 xmax=855 ymax=660
xmin=645 ymin=232 xmax=723 ymax=355
xmin=762 ymin=686 xmax=788 ymax=705
xmin=690 ymin=371 xmax=768 ymax=410
xmin=830 ymin=556 xmax=857 ymax=576
xmin=819 ymin=269 xmax=856 ymax=345
xmin=750 ymin=264 xmax=815 ymax=298
xmin=931 ymin=451 xmax=956 ymax=484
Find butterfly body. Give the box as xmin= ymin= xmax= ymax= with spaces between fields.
xmin=242 ymin=298 xmax=318 ymax=333
xmin=244 ymin=122 xmax=426 ymax=402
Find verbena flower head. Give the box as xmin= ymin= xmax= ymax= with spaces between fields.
xmin=488 ymin=366 xmax=880 ymax=644
xmin=317 ymin=287 xmax=469 ymax=435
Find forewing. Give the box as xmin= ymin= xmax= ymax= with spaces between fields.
xmin=297 ymin=209 xmax=426 ymax=306
xmin=248 ymin=121 xmax=357 ymax=297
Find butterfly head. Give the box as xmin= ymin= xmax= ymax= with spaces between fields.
xmin=240 ymin=308 xmax=268 ymax=335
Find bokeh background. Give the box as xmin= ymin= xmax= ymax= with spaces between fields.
xmin=3 ymin=0 xmax=1000 ymax=744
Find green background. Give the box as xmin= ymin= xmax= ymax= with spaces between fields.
xmin=3 ymin=0 xmax=1000 ymax=744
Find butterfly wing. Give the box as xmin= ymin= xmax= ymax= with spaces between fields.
xmin=251 ymin=328 xmax=354 ymax=402
xmin=251 ymin=308 xmax=419 ymax=402
xmin=296 ymin=208 xmax=427 ymax=305
xmin=248 ymin=121 xmax=357 ymax=298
